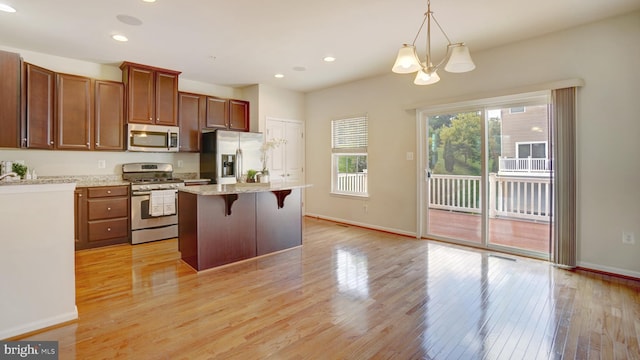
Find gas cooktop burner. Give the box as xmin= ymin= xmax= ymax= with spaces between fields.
xmin=122 ymin=162 xmax=185 ymax=189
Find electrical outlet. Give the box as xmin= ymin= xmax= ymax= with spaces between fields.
xmin=406 ymin=152 xmax=414 ymax=161
xmin=177 ymin=160 xmax=184 ymax=168
xmin=622 ymin=231 xmax=635 ymax=245
xmin=97 ymin=160 xmax=106 ymax=169
xmin=363 ymin=204 xmax=368 ymax=213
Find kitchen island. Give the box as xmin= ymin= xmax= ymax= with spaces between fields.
xmin=177 ymin=183 xmax=309 ymax=271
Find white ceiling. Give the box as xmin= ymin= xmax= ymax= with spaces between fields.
xmin=1 ymin=0 xmax=639 ymax=93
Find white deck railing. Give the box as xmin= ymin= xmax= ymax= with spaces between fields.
xmin=499 ymin=156 xmax=551 ymax=175
xmin=429 ymin=174 xmax=551 ymax=222
xmin=337 ymin=173 xmax=368 ymax=193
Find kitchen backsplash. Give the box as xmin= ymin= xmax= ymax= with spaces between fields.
xmin=0 ymin=148 xmax=200 ymax=177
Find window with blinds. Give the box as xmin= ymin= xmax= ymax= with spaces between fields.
xmin=331 ymin=116 xmax=368 ymax=196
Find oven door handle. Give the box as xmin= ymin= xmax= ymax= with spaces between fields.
xmin=132 ymin=190 xmax=178 ymax=196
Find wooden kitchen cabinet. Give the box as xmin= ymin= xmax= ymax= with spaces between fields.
xmin=55 ymin=73 xmax=93 ymax=150
xmin=0 ymin=50 xmax=22 ymax=148
xmin=178 ymin=92 xmax=205 ymax=152
xmin=120 ymin=62 xmax=181 ymax=126
xmin=25 ymin=63 xmax=55 ymax=149
xmin=204 ymin=97 xmax=249 ymax=132
xmin=76 ymin=185 xmax=130 ymax=250
xmin=94 ymin=80 xmax=125 ymax=150
xmin=229 ymin=99 xmax=250 ymax=131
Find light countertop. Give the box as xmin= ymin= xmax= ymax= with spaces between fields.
xmin=179 ymin=182 xmax=311 ymax=196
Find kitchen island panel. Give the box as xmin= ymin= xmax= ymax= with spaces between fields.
xmin=178 ymin=192 xmax=257 ymax=271
xmin=256 ymin=190 xmax=302 ymax=256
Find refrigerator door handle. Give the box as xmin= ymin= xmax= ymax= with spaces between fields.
xmin=235 ymin=148 xmax=243 ymax=182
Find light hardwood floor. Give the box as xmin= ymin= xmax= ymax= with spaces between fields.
xmin=15 ymin=217 xmax=640 ymax=359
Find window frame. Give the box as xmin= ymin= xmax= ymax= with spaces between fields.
xmin=331 ymin=116 xmax=369 ymax=197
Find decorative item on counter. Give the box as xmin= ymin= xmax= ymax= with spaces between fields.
xmin=260 ymin=138 xmax=286 ymax=182
xmin=246 ymin=169 xmax=258 ymax=183
xmin=12 ymin=163 xmax=28 ymax=179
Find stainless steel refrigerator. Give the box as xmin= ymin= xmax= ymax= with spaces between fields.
xmin=201 ymin=130 xmax=264 ymax=184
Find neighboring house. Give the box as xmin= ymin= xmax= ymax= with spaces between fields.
xmin=498 ymin=105 xmax=551 ymax=177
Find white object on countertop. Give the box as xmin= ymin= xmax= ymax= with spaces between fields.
xmin=31 ymin=169 xmax=37 ymax=179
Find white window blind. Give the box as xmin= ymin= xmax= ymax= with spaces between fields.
xmin=332 ymin=116 xmax=368 ymax=152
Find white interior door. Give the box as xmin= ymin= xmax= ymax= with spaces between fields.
xmin=265 ymin=118 xmax=304 ymax=183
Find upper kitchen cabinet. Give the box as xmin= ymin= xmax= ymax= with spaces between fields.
xmin=94 ymin=80 xmax=125 ymax=150
xmin=229 ymin=99 xmax=250 ymax=131
xmin=0 ymin=50 xmax=22 ymax=148
xmin=55 ymin=73 xmax=93 ymax=150
xmin=25 ymin=63 xmax=55 ymax=149
xmin=204 ymin=97 xmax=249 ymax=132
xmin=120 ymin=62 xmax=181 ymax=126
xmin=178 ymin=92 xmax=205 ymax=152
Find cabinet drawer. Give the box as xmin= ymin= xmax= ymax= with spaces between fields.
xmin=88 ymin=186 xmax=129 ymax=198
xmin=88 ymin=218 xmax=129 ymax=242
xmin=87 ymin=197 xmax=128 ymax=220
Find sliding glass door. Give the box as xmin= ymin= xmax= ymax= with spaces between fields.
xmin=425 ymin=110 xmax=483 ymax=244
xmin=420 ymin=94 xmax=553 ymax=259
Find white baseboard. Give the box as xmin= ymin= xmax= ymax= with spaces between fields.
xmin=0 ymin=307 xmax=78 ymax=340
xmin=578 ymin=261 xmax=640 ymax=279
xmin=305 ymin=213 xmax=417 ymax=238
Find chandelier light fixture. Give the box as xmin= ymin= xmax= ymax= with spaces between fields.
xmin=392 ymin=0 xmax=475 ymax=85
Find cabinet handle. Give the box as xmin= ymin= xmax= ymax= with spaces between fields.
xmin=86 ymin=142 xmax=90 ymax=147
xmin=95 ymin=142 xmax=99 ymax=146
xmin=149 ymin=117 xmax=152 ymax=121
xmin=78 ymin=194 xmax=82 ymax=197
xmin=50 ymin=141 xmax=54 ymax=145
xmin=107 ymin=207 xmax=111 ymax=211
xmin=107 ymin=228 xmax=111 ymax=232
xmin=107 ymin=190 xmax=111 ymax=194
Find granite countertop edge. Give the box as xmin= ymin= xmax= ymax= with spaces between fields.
xmin=179 ymin=183 xmax=312 ymax=195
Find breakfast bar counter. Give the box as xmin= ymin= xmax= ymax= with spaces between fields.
xmin=177 ymin=183 xmax=309 ymax=271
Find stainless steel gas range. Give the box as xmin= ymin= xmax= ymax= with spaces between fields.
xmin=122 ymin=163 xmax=185 ymax=244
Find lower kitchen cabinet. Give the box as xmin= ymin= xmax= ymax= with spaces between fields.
xmin=75 ymin=185 xmax=130 ymax=250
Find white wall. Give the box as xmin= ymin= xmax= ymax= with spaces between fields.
xmin=0 ymin=183 xmax=78 ymax=339
xmin=305 ymin=12 xmax=640 ymax=277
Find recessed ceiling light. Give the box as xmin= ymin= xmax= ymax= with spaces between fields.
xmin=274 ymin=74 xmax=284 ymax=79
xmin=142 ymin=0 xmax=156 ymax=3
xmin=323 ymin=56 xmax=336 ymax=62
xmin=112 ymin=34 xmax=129 ymax=42
xmin=0 ymin=4 xmax=16 ymax=12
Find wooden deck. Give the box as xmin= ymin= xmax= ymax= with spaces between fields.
xmin=12 ymin=217 xmax=640 ymax=359
xmin=429 ymin=209 xmax=551 ymax=253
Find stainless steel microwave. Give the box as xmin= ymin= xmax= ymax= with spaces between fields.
xmin=127 ymin=124 xmax=180 ymax=152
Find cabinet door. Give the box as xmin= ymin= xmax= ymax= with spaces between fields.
xmin=205 ymin=96 xmax=228 ymax=129
xmin=228 ymin=99 xmax=249 ymax=131
xmin=25 ymin=63 xmax=55 ymax=149
xmin=75 ymin=188 xmax=88 ymax=250
xmin=56 ymin=73 xmax=92 ymax=150
xmin=155 ymin=71 xmax=179 ymax=126
xmin=125 ymin=66 xmax=154 ymax=124
xmin=95 ymin=80 xmax=124 ymax=150
xmin=178 ymin=92 xmax=204 ymax=152
xmin=0 ymin=50 xmax=21 ymax=148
